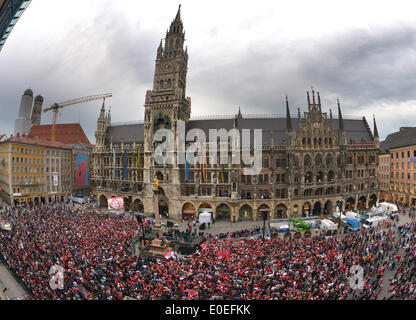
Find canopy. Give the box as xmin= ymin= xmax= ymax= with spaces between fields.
xmin=199 ymin=211 xmax=212 ymax=224
xmin=379 ymin=202 xmax=399 ymax=213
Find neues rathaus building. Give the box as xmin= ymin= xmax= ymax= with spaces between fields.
xmin=91 ymin=7 xmax=380 ymax=222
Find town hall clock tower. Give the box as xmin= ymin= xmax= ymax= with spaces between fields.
xmin=142 ymin=5 xmax=191 ymax=217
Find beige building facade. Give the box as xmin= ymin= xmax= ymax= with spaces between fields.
xmin=0 ymin=135 xmax=72 ymax=205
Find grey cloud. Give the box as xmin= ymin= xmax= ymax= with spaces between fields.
xmin=2 ymin=5 xmax=416 ymax=144
xmin=187 ymin=25 xmax=416 ymax=139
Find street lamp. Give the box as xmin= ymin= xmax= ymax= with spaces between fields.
xmin=134 ymin=211 xmax=146 ymax=247
xmin=260 ymin=208 xmax=270 ymax=241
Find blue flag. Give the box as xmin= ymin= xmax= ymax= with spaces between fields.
xmin=185 ymin=158 xmax=189 ymax=182
xmin=123 ymin=149 xmax=128 ymax=180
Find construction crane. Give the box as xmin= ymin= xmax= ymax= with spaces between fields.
xmin=43 ymin=93 xmax=112 ymax=141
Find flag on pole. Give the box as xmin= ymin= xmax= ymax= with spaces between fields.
xmin=201 ymin=150 xmax=206 ymax=183
xmin=163 ymin=251 xmax=176 ymax=260
xmin=113 ymin=148 xmax=116 ymax=179
xmin=123 ymin=149 xmax=128 ymax=180
xmin=185 ymin=157 xmax=189 ymax=182
xmin=186 ymin=289 xmax=198 ymax=299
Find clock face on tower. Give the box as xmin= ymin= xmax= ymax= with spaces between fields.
xmin=163 ymin=64 xmax=171 ymax=72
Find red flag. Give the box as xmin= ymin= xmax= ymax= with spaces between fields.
xmin=187 ymin=289 xmax=198 ymax=299
xmin=163 ymin=251 xmax=175 ymax=260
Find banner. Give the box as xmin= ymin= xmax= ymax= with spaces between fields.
xmin=123 ymin=149 xmax=128 ymax=180
xmin=53 ymin=172 xmax=59 ymax=186
xmin=76 ymin=155 xmax=88 ymax=187
xmin=113 ymin=148 xmax=116 ymax=179
xmin=201 ymin=149 xmax=206 ymax=183
xmin=163 ymin=250 xmax=176 ymax=260
xmin=138 ymin=147 xmax=141 ymax=180
xmin=108 ymin=197 xmax=124 ymax=210
xmin=185 ymin=158 xmax=189 ymax=182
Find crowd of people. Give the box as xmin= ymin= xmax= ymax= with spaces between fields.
xmin=0 ymin=203 xmax=415 ymax=300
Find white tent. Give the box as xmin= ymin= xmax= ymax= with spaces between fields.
xmin=199 ymin=211 xmax=212 ymax=224
xmin=379 ymin=202 xmax=398 ymax=214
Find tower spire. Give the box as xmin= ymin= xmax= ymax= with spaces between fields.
xmin=312 ymin=87 xmax=316 ymax=106
xmin=317 ymin=91 xmax=322 ymax=112
xmin=337 ymin=97 xmax=344 ymax=131
xmin=286 ymin=95 xmax=292 ymax=131
xmin=99 ymin=98 xmax=106 ymax=118
xmin=373 ymin=114 xmax=379 ymax=139
xmin=175 ymin=4 xmax=182 ymax=21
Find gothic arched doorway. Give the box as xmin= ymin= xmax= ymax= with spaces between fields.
xmin=345 ymin=197 xmax=355 ymax=211
xmin=358 ymin=195 xmax=366 ymax=210
xmin=324 ymin=200 xmax=332 ymax=216
xmin=216 ymin=203 xmax=231 ymax=221
xmin=257 ymin=204 xmax=271 ymax=220
xmin=182 ymin=202 xmax=196 ymax=219
xmin=369 ymin=194 xmax=377 ymax=208
xmin=312 ymin=202 xmax=322 ymax=216
xmin=133 ymin=199 xmax=144 ymax=212
xmin=239 ymin=204 xmax=253 ymax=221
xmin=275 ymin=203 xmax=288 ymax=219
xmin=302 ymin=202 xmax=311 ymax=217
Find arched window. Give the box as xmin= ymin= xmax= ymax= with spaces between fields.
xmin=304 ymin=155 xmax=312 ymax=167
xmin=169 ymin=39 xmax=173 ymax=48
xmin=326 ymin=154 xmax=333 ymax=165
xmin=160 ymin=80 xmax=164 ymax=90
xmin=167 ymin=79 xmax=172 ymax=88
xmin=293 ymin=156 xmax=299 ymax=167
xmin=315 ymin=154 xmax=322 ymax=166
xmin=316 ymin=171 xmax=324 ymax=182
xmin=294 ymin=174 xmax=300 ymax=183
xmin=305 ymin=172 xmax=313 ymax=184
xmin=263 ymin=156 xmax=269 ymax=169
xmin=175 ymin=39 xmax=179 ymax=49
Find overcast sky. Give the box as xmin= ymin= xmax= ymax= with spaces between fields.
xmin=1 ymin=0 xmax=416 ymax=143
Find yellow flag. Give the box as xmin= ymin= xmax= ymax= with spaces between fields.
xmin=201 ymin=149 xmax=206 ymax=183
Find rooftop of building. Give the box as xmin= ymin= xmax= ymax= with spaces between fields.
xmin=28 ymin=123 xmax=93 ymax=147
xmin=380 ymin=127 xmax=416 ymax=154
xmin=104 ymin=113 xmax=375 ymax=146
xmin=3 ymin=134 xmax=72 ymax=149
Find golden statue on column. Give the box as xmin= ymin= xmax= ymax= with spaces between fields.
xmin=154 ymin=176 xmax=159 ymax=191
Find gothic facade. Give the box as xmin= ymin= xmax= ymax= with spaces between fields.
xmin=91 ymin=7 xmax=380 ymax=222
